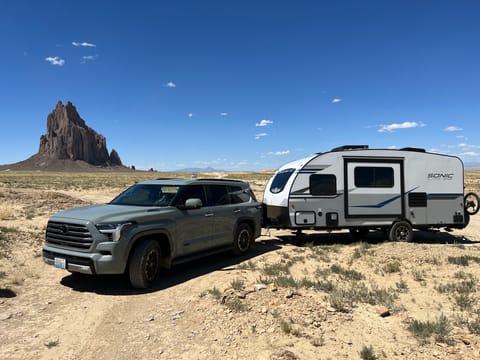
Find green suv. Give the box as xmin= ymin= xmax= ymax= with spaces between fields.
xmin=43 ymin=178 xmax=262 ymax=288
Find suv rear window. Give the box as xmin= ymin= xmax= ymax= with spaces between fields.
xmin=270 ymin=168 xmax=295 ymax=194
xmin=228 ymin=185 xmax=252 ymax=204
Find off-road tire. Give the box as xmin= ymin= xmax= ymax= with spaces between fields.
xmin=129 ymin=239 xmax=161 ymax=289
xmin=389 ymin=221 xmax=413 ymax=242
xmin=232 ymin=223 xmax=253 ymax=256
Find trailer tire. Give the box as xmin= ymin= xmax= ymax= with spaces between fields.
xmin=389 ymin=221 xmax=413 ymax=242
xmin=128 ymin=239 xmax=161 ymax=289
xmin=464 ymin=192 xmax=480 ymax=215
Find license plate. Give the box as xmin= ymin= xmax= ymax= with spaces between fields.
xmin=54 ymin=257 xmax=66 ymax=269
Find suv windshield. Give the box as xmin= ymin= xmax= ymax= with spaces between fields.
xmin=110 ymin=184 xmax=180 ymax=206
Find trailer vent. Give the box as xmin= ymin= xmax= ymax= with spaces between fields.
xmin=409 ymin=192 xmax=427 ymax=207
xmin=400 ymin=147 xmax=426 ymax=153
xmin=331 ymin=145 xmax=369 ymax=152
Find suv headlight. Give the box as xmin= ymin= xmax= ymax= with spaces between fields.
xmin=96 ymin=222 xmax=132 ymax=241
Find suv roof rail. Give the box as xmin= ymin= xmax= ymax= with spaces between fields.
xmin=195 ymin=178 xmax=245 ymax=183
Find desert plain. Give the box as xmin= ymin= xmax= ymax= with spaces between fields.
xmin=1 ymin=170 xmax=480 ymax=360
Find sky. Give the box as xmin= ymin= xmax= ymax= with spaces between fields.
xmin=1 ymin=0 xmax=480 ymax=171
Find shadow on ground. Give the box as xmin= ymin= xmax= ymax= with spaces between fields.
xmin=0 ymin=288 xmax=16 ymax=298
xmin=60 ymin=240 xmax=281 ymax=295
xmin=275 ymin=229 xmax=480 ymax=246
xmin=60 ymin=229 xmax=479 ymax=295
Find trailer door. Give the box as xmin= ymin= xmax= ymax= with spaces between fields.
xmin=344 ymin=159 xmax=404 ymax=218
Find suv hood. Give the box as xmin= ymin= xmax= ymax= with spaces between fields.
xmin=50 ymin=204 xmax=175 ymax=224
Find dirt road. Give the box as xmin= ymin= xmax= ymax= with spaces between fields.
xmin=2 ymin=184 xmax=480 ymax=359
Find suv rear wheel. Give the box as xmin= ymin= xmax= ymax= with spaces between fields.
xmin=129 ymin=239 xmax=161 ymax=289
xmin=233 ymin=223 xmax=253 ymax=256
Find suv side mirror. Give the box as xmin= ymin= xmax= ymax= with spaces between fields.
xmin=183 ymin=198 xmax=203 ymax=210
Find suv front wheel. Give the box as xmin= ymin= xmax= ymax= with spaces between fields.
xmin=233 ymin=223 xmax=253 ymax=256
xmin=129 ymin=239 xmax=161 ymax=289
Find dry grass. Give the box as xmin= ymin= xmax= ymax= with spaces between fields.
xmin=0 ymin=205 xmax=15 ymax=220
xmin=1 ymin=170 xmax=480 ymax=360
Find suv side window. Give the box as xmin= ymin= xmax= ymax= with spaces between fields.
xmin=228 ymin=185 xmax=251 ymax=204
xmin=174 ymin=185 xmax=207 ymax=206
xmin=206 ymin=185 xmax=230 ymax=206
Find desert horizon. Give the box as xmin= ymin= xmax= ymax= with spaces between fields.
xmin=1 ymin=170 xmax=480 ymax=359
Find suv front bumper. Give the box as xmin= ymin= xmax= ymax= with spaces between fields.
xmin=42 ymin=242 xmax=126 ymax=275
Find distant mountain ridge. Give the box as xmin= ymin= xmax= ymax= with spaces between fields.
xmin=175 ymin=167 xmax=225 ymax=172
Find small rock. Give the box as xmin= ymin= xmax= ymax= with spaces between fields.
xmin=146 ymin=315 xmax=155 ymax=322
xmin=0 ymin=313 xmax=12 ymax=321
xmin=326 ymin=306 xmax=337 ymax=312
xmin=261 ymin=307 xmax=268 ymax=314
xmin=254 ymin=283 xmax=267 ymax=291
xmin=285 ymin=290 xmax=295 ymax=298
xmin=376 ymin=306 xmax=391 ymax=317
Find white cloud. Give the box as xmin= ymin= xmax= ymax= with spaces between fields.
xmin=81 ymin=55 xmax=98 ymax=62
xmin=331 ymin=98 xmax=342 ymax=104
xmin=378 ymin=121 xmax=426 ymax=133
xmin=458 ymin=143 xmax=480 ymax=149
xmin=444 ymin=126 xmax=463 ymax=132
xmin=45 ymin=56 xmax=65 ymax=66
xmin=255 ymin=133 xmax=268 ymax=140
xmin=460 ymin=151 xmax=480 ymax=157
xmin=256 ymin=119 xmax=273 ymax=127
xmin=220 ymin=112 xmax=228 ymax=116
xmin=72 ymin=41 xmax=96 ymax=47
xmin=268 ymin=150 xmax=290 ymax=156
xmin=164 ymin=81 xmax=176 ymax=88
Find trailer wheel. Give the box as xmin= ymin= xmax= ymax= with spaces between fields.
xmin=389 ymin=221 xmax=413 ymax=242
xmin=349 ymin=228 xmax=369 ymax=241
xmin=464 ymin=192 xmax=480 ymax=215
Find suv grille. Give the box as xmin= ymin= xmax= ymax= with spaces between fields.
xmin=46 ymin=221 xmax=93 ymax=250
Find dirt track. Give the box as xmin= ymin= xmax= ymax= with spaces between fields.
xmin=2 ymin=175 xmax=480 ymax=359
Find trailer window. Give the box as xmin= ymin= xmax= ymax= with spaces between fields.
xmin=270 ymin=168 xmax=295 ymax=194
xmin=354 ymin=167 xmax=394 ymax=188
xmin=310 ymin=174 xmax=337 ymax=196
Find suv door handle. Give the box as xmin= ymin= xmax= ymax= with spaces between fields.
xmin=233 ymin=209 xmax=241 ymax=213
xmin=204 ymin=213 xmax=214 ymax=217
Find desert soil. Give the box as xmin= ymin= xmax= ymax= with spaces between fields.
xmin=1 ymin=172 xmax=480 ymax=360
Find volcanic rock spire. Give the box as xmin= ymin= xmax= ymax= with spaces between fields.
xmin=38 ymin=101 xmax=122 ymax=166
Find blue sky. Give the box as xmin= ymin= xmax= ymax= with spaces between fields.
xmin=1 ymin=0 xmax=480 ymax=170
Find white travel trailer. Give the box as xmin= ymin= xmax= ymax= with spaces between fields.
xmin=263 ymin=145 xmax=479 ymax=241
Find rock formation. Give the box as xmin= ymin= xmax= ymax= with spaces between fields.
xmin=37 ymin=101 xmax=122 ymax=166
